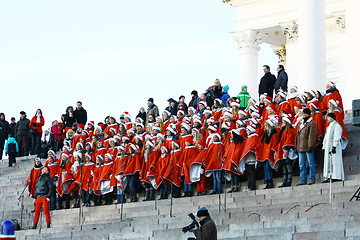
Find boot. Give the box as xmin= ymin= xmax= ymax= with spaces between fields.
xmin=150 ymin=189 xmax=155 ymax=200
xmin=31 ymin=203 xmax=36 ymax=213
xmin=32 ymin=222 xmax=37 ymax=229
xmin=163 ymin=188 xmax=168 ymax=199
xmin=287 ymin=177 xmax=292 ymax=187
xmin=73 ymin=198 xmax=80 ymax=208
xmin=263 ymin=180 xmax=269 ymax=189
xmin=65 ymin=195 xmax=70 ymax=209
xmin=145 ymin=189 xmax=150 ymax=201
xmin=268 ymin=179 xmax=274 ymax=189
xmin=46 ymin=222 xmax=51 ymax=228
xmin=159 ymin=188 xmax=164 ymax=200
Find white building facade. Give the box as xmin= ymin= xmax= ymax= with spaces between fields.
xmin=225 ymin=0 xmax=360 ymax=110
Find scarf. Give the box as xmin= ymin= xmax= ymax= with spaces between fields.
xmin=36 ymin=114 xmax=41 ymax=123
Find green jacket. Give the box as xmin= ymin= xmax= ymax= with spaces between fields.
xmin=237 ymin=91 xmax=251 ymax=108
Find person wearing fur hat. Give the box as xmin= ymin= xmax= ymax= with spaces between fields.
xmin=146 ymin=98 xmax=159 ymax=125
xmin=26 ymin=158 xmax=44 ymax=212
xmin=322 ymin=113 xmax=345 ymax=182
xmin=237 ymin=85 xmax=252 ymax=109
xmin=191 ymin=207 xmax=217 ymax=240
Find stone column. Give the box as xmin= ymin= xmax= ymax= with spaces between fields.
xmin=298 ymin=0 xmax=326 ymax=92
xmin=281 ymin=21 xmax=299 ymax=89
xmin=232 ymin=29 xmax=261 ymax=99
xmin=345 ymin=0 xmax=360 ymax=110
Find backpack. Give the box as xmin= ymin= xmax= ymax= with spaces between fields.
xmin=8 ymin=142 xmax=17 ymax=155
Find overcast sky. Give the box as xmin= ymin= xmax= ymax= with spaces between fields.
xmin=0 ymin=0 xmax=277 ymax=128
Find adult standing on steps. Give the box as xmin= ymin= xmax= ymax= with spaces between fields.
xmin=0 ymin=113 xmax=11 ymax=160
xmin=32 ymin=166 xmax=53 ymax=229
xmin=322 ymin=113 xmax=345 ymax=182
xmin=29 ymin=109 xmax=45 ymax=155
xmin=73 ymin=101 xmax=87 ymax=126
xmin=258 ymin=65 xmax=276 ymax=98
xmin=16 ymin=111 xmax=30 ymax=157
xmin=146 ymin=98 xmax=159 ymax=125
xmin=274 ymin=64 xmax=288 ymax=92
xmin=295 ymin=108 xmax=318 ymax=186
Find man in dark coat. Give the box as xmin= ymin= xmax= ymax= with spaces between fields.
xmin=73 ymin=101 xmax=87 ymax=125
xmin=274 ymin=64 xmax=288 ymax=92
xmin=9 ymin=117 xmax=17 ymax=137
xmin=0 ymin=113 xmax=10 ymax=160
xmin=146 ymin=98 xmax=159 ymax=124
xmin=258 ymin=65 xmax=276 ymax=98
xmin=16 ymin=111 xmax=31 ymax=157
xmin=32 ymin=166 xmax=53 ymax=229
xmin=295 ymin=108 xmax=318 ymax=186
xmin=192 ymin=207 xmax=217 ymax=240
xmin=188 ymin=90 xmax=200 ymax=109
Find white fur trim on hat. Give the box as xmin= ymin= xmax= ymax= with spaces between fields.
xmin=47 ymin=149 xmax=55 ymax=156
xmin=283 ymin=117 xmax=292 ymax=125
xmin=156 ymin=133 xmax=164 ymax=140
xmin=266 ymin=119 xmax=275 ymax=127
xmin=198 ymin=101 xmax=207 ymax=107
xmin=161 ymin=146 xmax=168 ymax=153
xmin=329 ymin=99 xmax=339 ymax=108
xmin=130 ymin=144 xmax=139 ymax=151
xmin=166 ymin=126 xmax=177 ymax=135
xmin=188 ymin=107 xmax=196 ymax=113
xmin=221 ymin=121 xmax=230 ymax=129
xmin=326 ymin=81 xmax=335 ymax=88
xmin=208 ymin=125 xmax=217 ymax=132
xmin=236 ymin=120 xmax=244 ymax=126
xmin=246 ymin=125 xmax=256 ymax=133
xmin=181 ymin=123 xmax=191 ymax=132
xmin=231 ymin=101 xmax=240 ymax=108
xmin=214 ymin=98 xmax=222 ymax=105
xmin=136 ymin=117 xmax=144 ymax=123
xmin=231 ymin=128 xmax=240 ymax=136
xmin=163 ymin=110 xmax=171 ymax=116
xmin=224 ymin=111 xmax=233 ymax=118
xmin=96 ymin=155 xmax=104 ymax=161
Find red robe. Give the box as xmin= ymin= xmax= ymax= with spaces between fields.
xmin=56 ymin=161 xmax=75 ymax=196
xmin=45 ymin=161 xmax=59 ymax=182
xmin=312 ymin=112 xmax=324 ymax=145
xmin=223 ymin=141 xmax=242 ymax=175
xmin=99 ymin=161 xmax=116 ymax=194
xmin=74 ymin=162 xmax=95 ymax=192
xmin=182 ymin=145 xmax=201 ymax=184
xmin=256 ymin=131 xmax=279 ymax=168
xmin=323 ymin=89 xmax=344 ymax=113
xmin=204 ymin=142 xmax=225 ymax=176
xmin=236 ymin=133 xmax=259 ymax=173
xmin=26 ymin=166 xmax=43 ymax=198
xmin=123 ymin=153 xmax=142 ymax=176
xmin=140 ymin=150 xmax=158 ymax=184
xmin=92 ymin=164 xmax=103 ymax=195
xmin=148 ymin=154 xmax=171 ymax=189
xmin=275 ymin=128 xmax=296 ymax=166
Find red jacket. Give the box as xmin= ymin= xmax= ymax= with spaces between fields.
xmin=29 ymin=116 xmax=45 ymax=134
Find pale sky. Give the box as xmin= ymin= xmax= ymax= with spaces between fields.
xmin=0 ymin=0 xmax=277 ymax=128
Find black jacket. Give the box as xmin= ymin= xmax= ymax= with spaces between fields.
xmin=42 ymin=133 xmax=56 ymax=149
xmin=0 ymin=114 xmax=10 ymax=138
xmin=34 ymin=173 xmax=53 ymax=199
xmin=64 ymin=114 xmax=75 ymax=128
xmin=10 ymin=123 xmax=16 ymax=137
xmin=274 ymin=69 xmax=288 ymax=92
xmin=16 ymin=117 xmax=30 ymax=137
xmin=258 ymin=72 xmax=276 ymax=98
xmin=73 ymin=107 xmax=87 ymax=125
xmin=194 ymin=217 xmax=217 ymax=240
xmin=136 ymin=111 xmax=147 ymax=123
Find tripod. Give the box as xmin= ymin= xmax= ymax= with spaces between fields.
xmin=18 ymin=185 xmax=27 ymax=229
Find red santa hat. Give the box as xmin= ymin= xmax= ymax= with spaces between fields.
xmin=88 ymin=121 xmax=95 ymax=127
xmin=123 ymin=111 xmax=131 ymax=120
xmin=231 ymin=100 xmax=240 ymax=108
xmin=130 ymin=144 xmax=139 ymax=151
xmin=260 ymin=94 xmax=267 ymax=100
xmin=251 ymin=112 xmax=260 ymax=119
xmin=231 ymin=128 xmax=241 ymax=136
xmin=278 ymin=91 xmax=287 ymax=98
xmin=163 ymin=110 xmax=171 ymax=116
xmin=212 ymin=133 xmax=222 ymax=142
xmin=250 ymin=118 xmax=259 ymax=125
xmin=265 ymin=119 xmax=275 ymax=127
xmin=114 ymin=135 xmax=121 ymax=142
xmin=85 ymin=154 xmax=92 ymax=161
xmin=78 ymin=124 xmax=85 ymax=129
xmin=264 ymin=96 xmax=273 ymax=104
xmin=246 ymin=125 xmax=256 ymax=133
xmin=117 ymin=146 xmax=125 ymax=151
xmin=152 ymin=126 xmax=161 ymax=132
xmin=266 ymin=104 xmax=277 ymax=113
xmin=208 ymin=125 xmax=218 ymax=133
xmin=309 ymin=99 xmax=319 ymax=109
xmin=156 ymin=133 xmax=165 ymax=141
xmin=136 ymin=123 xmax=144 ymax=129
xmin=76 ymin=142 xmax=84 ymax=148
xmin=188 ymin=107 xmax=196 ymax=113
xmin=326 ymin=81 xmax=335 ymax=88
xmin=238 ymin=110 xmax=247 ymax=117
xmin=307 ymin=90 xmax=316 ymax=98
xmin=183 ymin=135 xmax=193 ymax=144
xmin=290 ymin=86 xmax=298 ymax=92
xmin=85 ymin=142 xmax=93 ymax=149
xmin=282 ymin=117 xmax=292 ymax=125
xmin=61 ymin=152 xmax=69 ymax=158
xmin=294 ymin=103 xmax=303 ymax=110
xmin=177 ymin=110 xmax=185 ymax=116
xmin=249 ymin=98 xmax=257 ymax=105
xmin=146 ymin=141 xmax=155 ymax=148
xmin=144 ymin=134 xmax=153 ymax=141
xmin=224 ymin=111 xmax=233 ymax=119
xmin=204 ymin=107 xmax=212 ymax=115
xmin=221 ymin=121 xmax=231 ymax=130
xmin=181 ymin=123 xmax=191 ymax=132
xmin=171 ymin=140 xmax=180 ymax=149
xmin=166 ymin=126 xmax=177 ymax=135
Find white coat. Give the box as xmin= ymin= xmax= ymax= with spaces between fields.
xmin=322 ymin=121 xmax=344 ymax=180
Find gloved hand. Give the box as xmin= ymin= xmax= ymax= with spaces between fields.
xmin=307 ymin=147 xmax=313 ymax=153
xmin=331 ymin=146 xmax=336 ymax=154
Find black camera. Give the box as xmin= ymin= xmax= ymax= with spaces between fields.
xmin=182 ymin=213 xmax=199 ymax=233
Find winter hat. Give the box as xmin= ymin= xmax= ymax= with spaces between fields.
xmin=191 ymin=90 xmax=198 ymax=96
xmin=231 ymin=100 xmax=240 ymax=108
xmin=326 ymin=81 xmax=335 ymax=88
xmin=282 ymin=117 xmax=292 ymax=125
xmin=246 ymin=125 xmax=256 ymax=133
xmin=197 ymin=207 xmax=210 ymax=217
xmin=265 ymin=119 xmax=275 ymax=127
xmin=264 ymin=96 xmax=273 ymax=104
xmin=78 ymin=124 xmax=85 ymax=129
xmin=223 ymin=85 xmax=229 ymax=92
xmin=148 ymin=98 xmax=154 ymax=103
xmin=188 ymin=107 xmax=196 ymax=113
xmin=204 ymin=107 xmax=212 ymax=115
xmin=303 ymin=108 xmax=311 ymax=115
xmin=20 ymin=111 xmax=26 ymax=115
xmin=266 ymin=105 xmax=277 ymax=113
xmin=238 ymin=110 xmax=247 ymax=117
xmin=198 ymin=101 xmax=207 ymax=107
xmin=214 ymin=99 xmax=222 ymax=105
xmin=241 ymin=85 xmax=247 ymax=91
xmin=327 ymin=112 xmax=336 ymax=120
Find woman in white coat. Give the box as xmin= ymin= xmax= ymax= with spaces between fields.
xmin=322 ymin=112 xmax=345 ymax=182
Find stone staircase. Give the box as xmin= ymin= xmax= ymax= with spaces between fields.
xmin=0 ymin=122 xmax=359 ymax=240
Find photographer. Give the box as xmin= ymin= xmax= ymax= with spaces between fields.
xmin=183 ymin=207 xmax=217 ymax=240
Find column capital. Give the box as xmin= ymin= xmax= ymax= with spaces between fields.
xmin=231 ymin=29 xmax=261 ymax=53
xmin=281 ymin=20 xmax=298 ymax=44
xmin=272 ymin=45 xmax=286 ymax=66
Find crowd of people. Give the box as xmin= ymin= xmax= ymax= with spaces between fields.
xmin=0 ymin=65 xmax=349 ymax=229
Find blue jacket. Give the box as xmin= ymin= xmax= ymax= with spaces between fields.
xmin=220 ymin=92 xmax=230 ymax=107
xmin=5 ymin=137 xmax=19 ymax=153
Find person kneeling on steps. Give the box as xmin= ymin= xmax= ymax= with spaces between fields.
xmin=32 ymin=166 xmax=53 ymax=229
